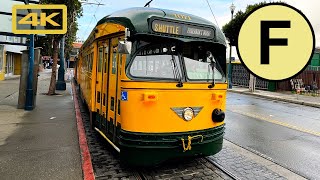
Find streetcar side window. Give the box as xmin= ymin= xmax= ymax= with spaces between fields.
xmin=90 ymin=53 xmax=93 ymax=72
xmin=98 ymin=48 xmax=103 ymax=72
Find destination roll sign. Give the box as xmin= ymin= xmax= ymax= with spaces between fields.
xmin=151 ymin=19 xmax=215 ymax=39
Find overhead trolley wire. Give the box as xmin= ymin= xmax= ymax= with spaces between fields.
xmin=81 ymin=0 xmax=104 ymax=41
xmin=205 ymin=0 xmax=220 ymax=27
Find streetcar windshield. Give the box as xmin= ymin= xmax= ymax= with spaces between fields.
xmin=128 ymin=42 xmax=225 ymax=82
xmin=182 ymin=45 xmax=225 ymax=82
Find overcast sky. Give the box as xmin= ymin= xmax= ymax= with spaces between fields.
xmin=77 ymin=0 xmax=319 ymax=47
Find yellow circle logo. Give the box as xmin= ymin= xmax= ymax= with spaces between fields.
xmin=237 ymin=3 xmax=315 ymax=81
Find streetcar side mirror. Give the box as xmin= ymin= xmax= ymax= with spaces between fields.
xmin=118 ymin=41 xmax=132 ymax=54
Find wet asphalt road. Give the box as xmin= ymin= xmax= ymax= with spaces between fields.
xmin=225 ymin=92 xmax=320 ymax=180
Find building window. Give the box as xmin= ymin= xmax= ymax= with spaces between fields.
xmin=21 ymin=38 xmax=27 ymax=44
xmin=5 ymin=53 xmax=14 ymax=75
xmin=14 ymin=37 xmax=20 ymax=43
xmin=6 ymin=36 xmax=13 ymax=42
xmin=98 ymin=48 xmax=103 ymax=72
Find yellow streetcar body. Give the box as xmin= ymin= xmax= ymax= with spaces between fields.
xmin=75 ymin=7 xmax=227 ymax=166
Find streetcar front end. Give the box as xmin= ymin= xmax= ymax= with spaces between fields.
xmin=119 ymin=35 xmax=227 ymax=166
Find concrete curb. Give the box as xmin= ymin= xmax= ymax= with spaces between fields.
xmin=228 ymin=90 xmax=320 ymax=109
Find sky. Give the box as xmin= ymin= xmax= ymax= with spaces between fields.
xmin=77 ymin=0 xmax=320 ymax=48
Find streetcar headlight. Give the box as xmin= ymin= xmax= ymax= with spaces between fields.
xmin=183 ymin=108 xmax=194 ymax=121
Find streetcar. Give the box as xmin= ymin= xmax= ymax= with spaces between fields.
xmin=75 ymin=7 xmax=227 ymax=166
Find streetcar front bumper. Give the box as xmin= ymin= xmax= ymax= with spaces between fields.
xmin=119 ymin=124 xmax=225 ymax=166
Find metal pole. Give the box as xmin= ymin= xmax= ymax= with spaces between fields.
xmin=56 ymin=35 xmax=66 ymax=90
xmin=228 ymin=43 xmax=232 ymax=89
xmin=25 ymin=34 xmax=34 ymax=110
xmin=228 ymin=11 xmax=234 ymax=89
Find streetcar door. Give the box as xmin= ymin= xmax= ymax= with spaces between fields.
xmin=101 ymin=40 xmax=110 ymax=134
xmin=106 ymin=37 xmax=121 ymax=142
xmin=115 ymin=38 xmax=125 ymax=142
xmin=95 ymin=46 xmax=103 ymax=128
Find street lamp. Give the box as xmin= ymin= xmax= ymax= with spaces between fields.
xmin=230 ymin=3 xmax=235 ymax=18
xmin=228 ymin=3 xmax=235 ymax=89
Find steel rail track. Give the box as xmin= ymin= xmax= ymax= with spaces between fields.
xmin=133 ymin=171 xmax=148 ymax=180
xmin=204 ymin=157 xmax=241 ymax=180
xmin=133 ymin=157 xmax=241 ymax=180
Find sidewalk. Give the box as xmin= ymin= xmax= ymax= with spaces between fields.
xmin=0 ymin=70 xmax=82 ymax=179
xmin=228 ymin=86 xmax=320 ymax=108
xmin=0 ymin=76 xmax=20 ymax=102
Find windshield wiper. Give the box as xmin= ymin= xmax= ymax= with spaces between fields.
xmin=208 ymin=55 xmax=216 ymax=89
xmin=170 ymin=55 xmax=183 ymax=87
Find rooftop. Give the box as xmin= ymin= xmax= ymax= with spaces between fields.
xmin=73 ymin=42 xmax=83 ymax=49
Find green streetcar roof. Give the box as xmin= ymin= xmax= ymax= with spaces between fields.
xmin=96 ymin=7 xmax=226 ymax=46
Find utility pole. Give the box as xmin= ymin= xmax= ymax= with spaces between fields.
xmin=56 ymin=35 xmax=66 ymax=90
xmin=25 ymin=34 xmax=35 ymax=110
xmin=24 ymin=0 xmax=35 ymax=110
xmin=228 ymin=3 xmax=235 ymax=89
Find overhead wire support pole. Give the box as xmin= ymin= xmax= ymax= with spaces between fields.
xmin=25 ymin=35 xmax=35 ymax=110
xmin=56 ymin=35 xmax=66 ymax=90
xmin=24 ymin=0 xmax=35 ymax=110
xmin=228 ymin=3 xmax=235 ymax=89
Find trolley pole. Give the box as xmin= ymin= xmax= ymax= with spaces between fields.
xmin=25 ymin=34 xmax=35 ymax=111
xmin=56 ymin=35 xmax=66 ymax=90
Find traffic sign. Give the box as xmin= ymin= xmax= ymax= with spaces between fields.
xmin=237 ymin=3 xmax=315 ymax=81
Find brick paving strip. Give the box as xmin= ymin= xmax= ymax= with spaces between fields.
xmin=209 ymin=140 xmax=307 ymax=180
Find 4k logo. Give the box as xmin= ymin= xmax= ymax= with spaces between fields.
xmin=12 ymin=5 xmax=67 ymax=34
xmin=237 ymin=3 xmax=315 ymax=81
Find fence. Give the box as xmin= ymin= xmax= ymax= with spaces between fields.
xmin=231 ymin=63 xmax=269 ymax=90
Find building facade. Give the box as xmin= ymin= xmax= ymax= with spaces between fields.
xmin=0 ymin=0 xmax=32 ymax=80
xmin=0 ymin=36 xmax=27 ymax=80
xmin=310 ymin=48 xmax=320 ymax=67
xmin=69 ymin=42 xmax=82 ymax=68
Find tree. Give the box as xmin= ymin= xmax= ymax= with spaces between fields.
xmin=64 ymin=20 xmax=79 ymax=61
xmin=34 ymin=35 xmax=52 ymax=56
xmin=39 ymin=0 xmax=82 ymax=95
xmin=222 ymin=2 xmax=284 ymax=46
xmin=222 ymin=10 xmax=246 ymax=46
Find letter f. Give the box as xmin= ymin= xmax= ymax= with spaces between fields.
xmin=261 ymin=21 xmax=290 ymax=64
